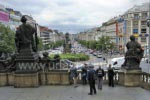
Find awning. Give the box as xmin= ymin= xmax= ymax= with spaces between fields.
xmin=133 ymin=34 xmax=139 ymax=37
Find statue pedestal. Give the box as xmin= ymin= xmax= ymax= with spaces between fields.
xmin=45 ymin=70 xmax=70 ymax=85
xmin=15 ymin=48 xmax=39 ymax=72
xmin=118 ymin=69 xmax=142 ymax=87
xmin=14 ymin=72 xmax=39 ymax=88
xmin=7 ymin=72 xmax=14 ymax=86
xmin=0 ymin=72 xmax=7 ymax=86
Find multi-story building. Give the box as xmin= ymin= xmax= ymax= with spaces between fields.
xmin=6 ymin=8 xmax=22 ymax=30
xmin=0 ymin=4 xmax=9 ymax=24
xmin=105 ymin=18 xmax=117 ymax=44
xmin=52 ymin=30 xmax=64 ymax=42
xmin=98 ymin=18 xmax=119 ymax=51
xmin=77 ymin=27 xmax=99 ymax=41
xmin=77 ymin=32 xmax=87 ymax=41
xmin=116 ymin=16 xmax=127 ymax=52
xmin=40 ymin=26 xmax=53 ymax=46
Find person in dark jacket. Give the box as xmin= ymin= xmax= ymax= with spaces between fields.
xmin=81 ymin=65 xmax=87 ymax=85
xmin=96 ymin=66 xmax=105 ymax=90
xmin=107 ymin=64 xmax=115 ymax=87
xmin=70 ymin=64 xmax=78 ymax=88
xmin=87 ymin=64 xmax=97 ymax=95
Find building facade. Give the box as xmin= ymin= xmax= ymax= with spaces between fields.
xmin=0 ymin=4 xmax=9 ymax=24
xmin=40 ymin=26 xmax=52 ymax=46
xmin=122 ymin=3 xmax=149 ymax=49
xmin=6 ymin=8 xmax=22 ymax=30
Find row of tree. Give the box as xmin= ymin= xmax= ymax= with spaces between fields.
xmin=0 ymin=24 xmax=16 ymax=53
xmin=78 ymin=36 xmax=115 ymax=52
xmin=43 ymin=40 xmax=64 ymax=50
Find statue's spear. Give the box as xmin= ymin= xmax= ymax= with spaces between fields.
xmin=35 ymin=23 xmax=38 ymax=51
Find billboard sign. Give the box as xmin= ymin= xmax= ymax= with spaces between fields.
xmin=0 ymin=11 xmax=9 ymax=22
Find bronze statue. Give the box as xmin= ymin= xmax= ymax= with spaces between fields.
xmin=40 ymin=52 xmax=51 ymax=71
xmin=65 ymin=33 xmax=70 ymax=43
xmin=63 ymin=33 xmax=71 ymax=53
xmin=53 ymin=54 xmax=60 ymax=69
xmin=122 ymin=35 xmax=144 ymax=70
xmin=0 ymin=54 xmax=16 ymax=72
xmin=15 ymin=16 xmax=37 ymax=52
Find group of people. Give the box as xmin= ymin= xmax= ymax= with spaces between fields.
xmin=70 ymin=63 xmax=115 ymax=95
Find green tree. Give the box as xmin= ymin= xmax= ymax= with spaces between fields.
xmin=78 ymin=40 xmax=89 ymax=48
xmin=37 ymin=37 xmax=43 ymax=51
xmin=0 ymin=24 xmax=16 ymax=53
xmin=96 ymin=35 xmax=114 ymax=52
xmin=78 ymin=36 xmax=114 ymax=51
xmin=88 ymin=41 xmax=97 ymax=49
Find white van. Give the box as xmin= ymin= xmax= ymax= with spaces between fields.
xmin=109 ymin=57 xmax=125 ymax=70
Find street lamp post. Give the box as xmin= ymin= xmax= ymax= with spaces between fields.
xmin=147 ymin=4 xmax=150 ymax=73
xmin=148 ymin=19 xmax=150 ymax=64
xmin=145 ymin=1 xmax=150 ymax=73
xmin=147 ymin=2 xmax=150 ymax=63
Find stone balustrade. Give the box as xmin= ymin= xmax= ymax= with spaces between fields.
xmin=141 ymin=72 xmax=150 ymax=89
xmin=0 ymin=69 xmax=149 ymax=89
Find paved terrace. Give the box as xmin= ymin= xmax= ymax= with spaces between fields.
xmin=0 ymin=85 xmax=149 ymax=100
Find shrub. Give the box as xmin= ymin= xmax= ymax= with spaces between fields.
xmin=49 ymin=53 xmax=89 ymax=62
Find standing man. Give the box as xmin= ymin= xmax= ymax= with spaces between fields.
xmin=107 ymin=64 xmax=115 ymax=87
xmin=87 ymin=64 xmax=97 ymax=95
xmin=96 ymin=66 xmax=105 ymax=90
xmin=70 ymin=64 xmax=78 ymax=88
xmin=81 ymin=64 xmax=87 ymax=85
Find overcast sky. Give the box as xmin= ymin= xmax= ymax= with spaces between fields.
xmin=0 ymin=0 xmax=148 ymax=33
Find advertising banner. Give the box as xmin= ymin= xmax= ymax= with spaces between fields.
xmin=0 ymin=11 xmax=9 ymax=22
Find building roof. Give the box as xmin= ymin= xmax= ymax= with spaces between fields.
xmin=124 ymin=3 xmax=150 ymax=14
xmin=39 ymin=26 xmax=53 ymax=32
xmin=39 ymin=26 xmax=49 ymax=32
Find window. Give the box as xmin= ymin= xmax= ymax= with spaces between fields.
xmin=133 ymin=29 xmax=138 ymax=33
xmin=142 ymin=13 xmax=147 ymax=19
xmin=141 ymin=29 xmax=146 ymax=33
xmin=141 ymin=20 xmax=147 ymax=26
xmin=141 ymin=37 xmax=146 ymax=42
xmin=134 ymin=14 xmax=139 ymax=19
xmin=128 ymin=14 xmax=132 ymax=18
xmin=133 ymin=21 xmax=138 ymax=26
xmin=126 ymin=20 xmax=131 ymax=26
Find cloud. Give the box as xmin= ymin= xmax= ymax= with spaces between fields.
xmin=0 ymin=0 xmax=149 ymax=33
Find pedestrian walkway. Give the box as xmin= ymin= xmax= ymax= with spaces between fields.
xmin=0 ymin=85 xmax=149 ymax=100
